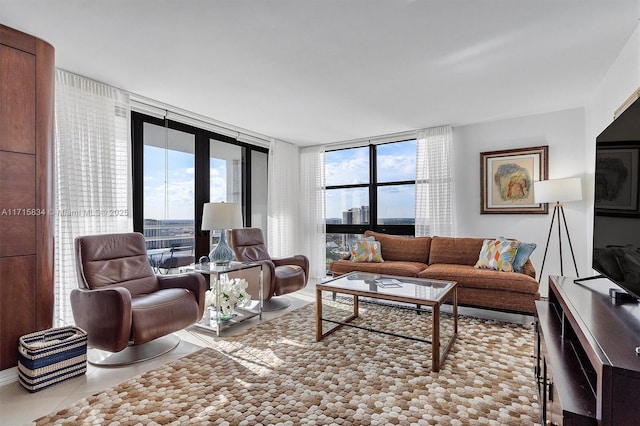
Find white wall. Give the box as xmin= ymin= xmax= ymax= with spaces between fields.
xmin=588 ymin=26 xmax=640 ymax=145
xmin=451 ymin=22 xmax=640 ymax=298
xmin=453 ymin=108 xmax=587 ymax=296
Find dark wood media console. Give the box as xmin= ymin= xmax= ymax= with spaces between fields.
xmin=535 ymin=276 xmax=640 ymax=425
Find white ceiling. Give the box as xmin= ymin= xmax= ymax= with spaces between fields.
xmin=0 ymin=0 xmax=638 ymax=146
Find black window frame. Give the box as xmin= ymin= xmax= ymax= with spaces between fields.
xmin=325 ymin=140 xmax=416 ymax=237
xmin=131 ymin=111 xmax=269 ymax=261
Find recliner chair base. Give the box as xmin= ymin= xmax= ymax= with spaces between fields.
xmin=87 ymin=334 xmax=180 ymax=367
xmin=261 ymin=296 xmax=292 ymax=312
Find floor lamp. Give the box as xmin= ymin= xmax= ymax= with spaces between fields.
xmin=534 ymin=177 xmax=582 ymax=281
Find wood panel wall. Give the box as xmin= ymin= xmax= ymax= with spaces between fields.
xmin=0 ymin=23 xmax=54 ymax=371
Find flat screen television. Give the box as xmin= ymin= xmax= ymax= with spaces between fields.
xmin=592 ymin=96 xmax=640 ymax=299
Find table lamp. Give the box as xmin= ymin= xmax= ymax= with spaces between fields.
xmin=201 ymin=202 xmax=243 ymax=265
xmin=533 ymin=177 xmax=582 ymax=280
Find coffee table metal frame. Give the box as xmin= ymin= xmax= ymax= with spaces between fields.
xmin=315 ymin=272 xmax=457 ymax=372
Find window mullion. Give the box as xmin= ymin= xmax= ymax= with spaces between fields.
xmin=370 ymin=144 xmax=377 ymax=229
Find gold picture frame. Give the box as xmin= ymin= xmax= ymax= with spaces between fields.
xmin=480 ymin=145 xmax=549 ymax=214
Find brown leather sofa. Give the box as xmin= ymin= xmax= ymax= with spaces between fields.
xmin=229 ymin=228 xmax=309 ymax=311
xmin=329 ymin=231 xmax=540 ymax=314
xmin=71 ymin=232 xmax=206 ymax=365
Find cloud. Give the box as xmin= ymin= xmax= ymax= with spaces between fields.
xmin=377 ymin=154 xmax=415 ymax=181
xmin=325 ymin=149 xmax=369 ymax=185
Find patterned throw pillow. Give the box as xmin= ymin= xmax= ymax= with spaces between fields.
xmin=474 ymin=238 xmax=521 ymax=272
xmin=350 ymin=240 xmax=384 ymax=263
xmin=348 ymin=236 xmax=375 ymax=261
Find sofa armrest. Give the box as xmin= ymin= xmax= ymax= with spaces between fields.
xmin=273 ymin=255 xmax=310 ymax=275
xmin=70 ymin=287 xmax=132 ymax=352
xmin=158 ymin=272 xmax=207 ymax=319
xmin=522 ymin=258 xmax=536 ymax=279
xmin=229 ymin=259 xmax=276 ymax=300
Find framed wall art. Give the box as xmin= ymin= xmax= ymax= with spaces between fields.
xmin=480 ymin=145 xmax=549 ymax=214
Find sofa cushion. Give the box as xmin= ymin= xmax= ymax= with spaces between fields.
xmin=474 ymin=238 xmax=520 ymax=272
xmin=428 ymin=237 xmax=486 ymax=266
xmin=350 ymin=240 xmax=384 ymax=262
xmin=418 ymin=264 xmax=539 ymax=295
xmin=511 ymin=240 xmax=537 ymax=273
xmin=330 ymin=259 xmax=427 ymax=277
xmin=364 ymin=231 xmax=431 ymax=263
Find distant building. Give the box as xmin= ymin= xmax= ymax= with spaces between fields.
xmin=143 ymin=218 xmax=195 ymax=250
xmin=361 ymin=206 xmax=369 ymax=223
xmin=342 ymin=206 xmax=368 ymax=224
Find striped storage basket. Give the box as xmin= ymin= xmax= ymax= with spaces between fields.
xmin=18 ymin=326 xmax=87 ymax=392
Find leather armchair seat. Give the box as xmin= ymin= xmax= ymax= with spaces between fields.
xmin=229 ymin=228 xmax=309 ymax=311
xmin=71 ymin=232 xmax=206 ymax=365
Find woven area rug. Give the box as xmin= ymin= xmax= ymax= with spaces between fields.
xmin=33 ymin=300 xmax=540 ymax=425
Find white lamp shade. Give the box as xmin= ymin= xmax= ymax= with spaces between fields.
xmin=201 ymin=202 xmax=243 ymax=230
xmin=533 ymin=178 xmax=582 ymax=204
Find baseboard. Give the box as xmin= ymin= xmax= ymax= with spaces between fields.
xmin=0 ymin=366 xmax=18 ymax=387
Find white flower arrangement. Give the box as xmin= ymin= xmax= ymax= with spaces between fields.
xmin=205 ymin=278 xmax=252 ymax=316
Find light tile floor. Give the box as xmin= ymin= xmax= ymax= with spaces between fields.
xmin=0 ymin=283 xmax=317 ymax=426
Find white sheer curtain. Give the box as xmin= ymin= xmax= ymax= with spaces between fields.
xmin=299 ymin=145 xmax=326 ymax=280
xmin=267 ymin=139 xmax=300 ymax=256
xmin=54 ymin=70 xmax=132 ymax=326
xmin=415 ymin=125 xmax=456 ymax=237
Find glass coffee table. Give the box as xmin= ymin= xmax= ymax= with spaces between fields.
xmin=316 ymin=272 xmax=457 ymax=372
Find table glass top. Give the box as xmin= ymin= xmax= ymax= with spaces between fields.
xmin=319 ymin=272 xmax=456 ymax=303
xmin=192 ymin=261 xmax=260 ymax=274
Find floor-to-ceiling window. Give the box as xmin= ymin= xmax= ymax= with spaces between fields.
xmin=208 ymin=138 xmax=242 ymax=251
xmin=251 ymin=150 xmax=268 ymax=230
xmin=142 ymin=121 xmax=196 ymax=251
xmin=132 ymin=112 xmax=269 ymax=264
xmin=325 ymin=139 xmax=416 ymax=272
xmin=210 ymin=138 xmax=242 ymax=203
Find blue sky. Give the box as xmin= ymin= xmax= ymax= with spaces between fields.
xmin=143 ymin=146 xmax=228 ymax=220
xmin=143 ymin=140 xmax=417 ymax=222
xmin=325 ymin=141 xmax=416 ymax=220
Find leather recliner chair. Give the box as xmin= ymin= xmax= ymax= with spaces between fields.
xmin=228 ymin=228 xmax=309 ymax=311
xmin=70 ymin=232 xmax=206 ymax=366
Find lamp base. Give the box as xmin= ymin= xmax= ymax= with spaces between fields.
xmin=209 ymin=231 xmax=235 ymax=265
